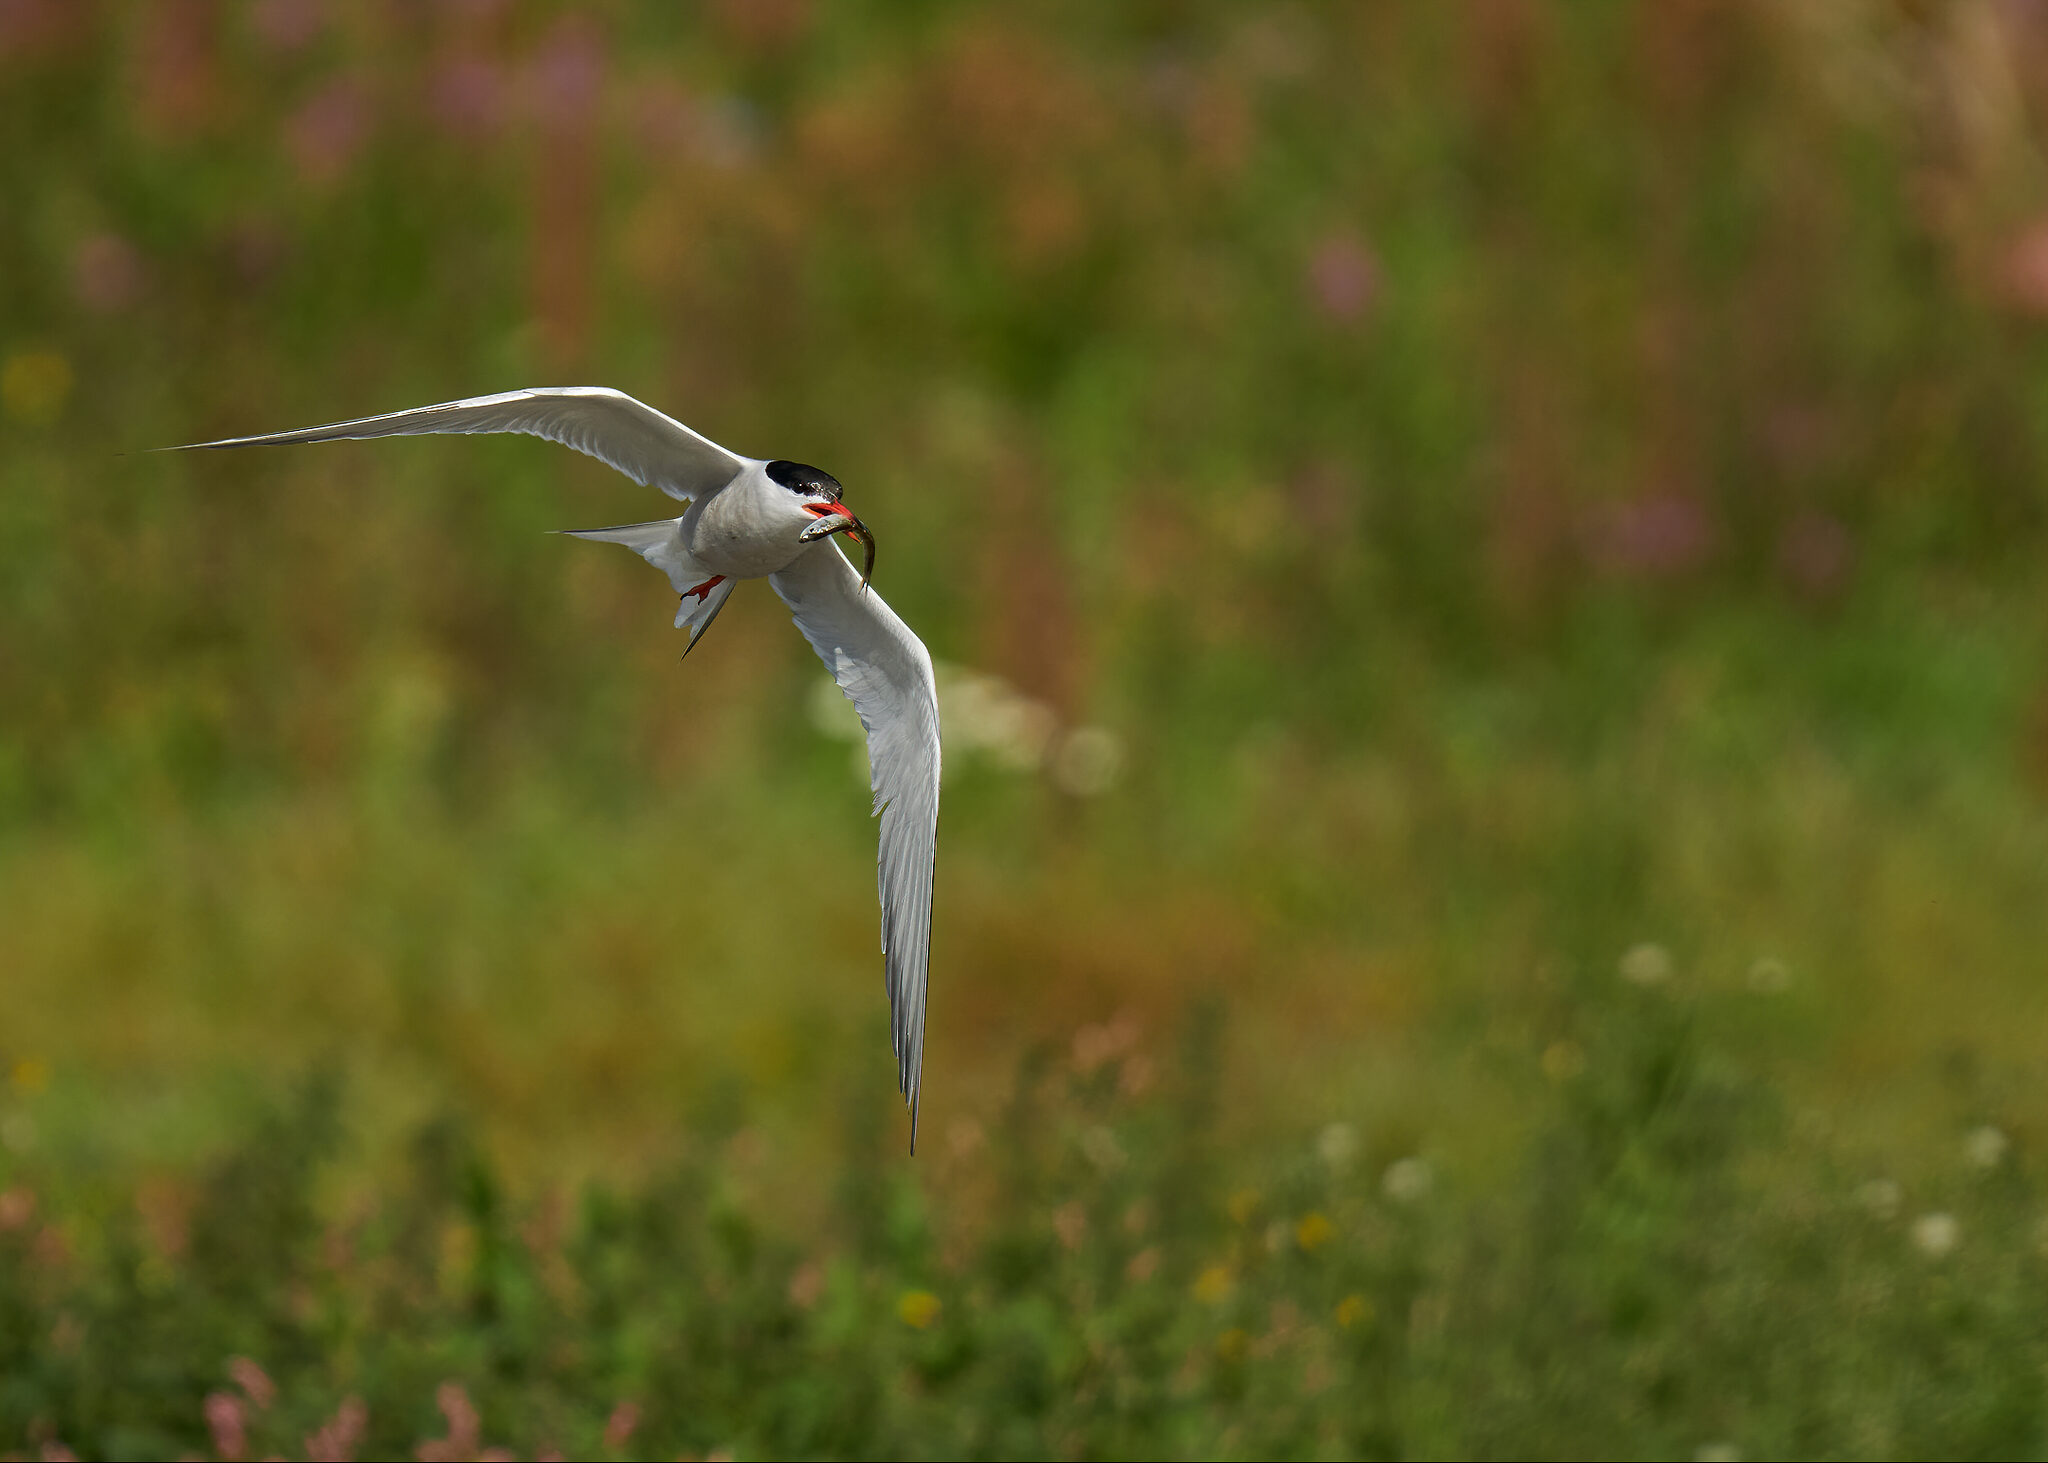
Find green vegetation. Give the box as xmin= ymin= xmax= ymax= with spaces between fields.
xmin=3 ymin=2 xmax=2047 ymax=1456
xmin=4 ymin=1004 xmax=2046 ymax=1459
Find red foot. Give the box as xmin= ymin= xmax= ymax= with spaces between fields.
xmin=681 ymin=574 xmax=726 ymax=603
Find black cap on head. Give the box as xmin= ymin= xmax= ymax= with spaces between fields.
xmin=766 ymin=460 xmax=842 ymax=499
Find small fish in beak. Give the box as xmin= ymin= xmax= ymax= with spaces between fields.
xmin=801 ymin=505 xmax=877 ymax=589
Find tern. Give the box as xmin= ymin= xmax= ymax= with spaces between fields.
xmin=170 ymin=387 xmax=941 ymax=1149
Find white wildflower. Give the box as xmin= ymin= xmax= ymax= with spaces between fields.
xmin=1316 ymin=1122 xmax=1358 ymax=1171
xmin=807 ymin=675 xmax=864 ymax=741
xmin=1618 ymin=943 xmax=1673 ymax=987
xmin=1380 ymin=1156 xmax=1433 ymax=1205
xmin=1910 ymin=1211 xmax=1959 ymax=1258
xmin=1855 ymin=1178 xmax=1901 ymax=1220
xmin=1079 ymin=1125 xmax=1125 ymax=1173
xmin=1964 ymin=1125 xmax=2009 ymax=1170
xmin=1541 ymin=1040 xmax=1587 ymax=1082
xmin=1052 ymin=726 xmax=1124 ymax=797
xmin=1745 ymin=957 xmax=1790 ymax=993
xmin=986 ymin=696 xmax=1058 ymax=771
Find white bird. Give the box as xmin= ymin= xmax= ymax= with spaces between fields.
xmin=169 ymin=387 xmax=942 ymax=1149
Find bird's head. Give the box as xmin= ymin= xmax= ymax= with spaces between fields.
xmin=770 ymin=459 xmax=876 ymax=587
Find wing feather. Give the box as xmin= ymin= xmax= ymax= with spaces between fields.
xmin=166 ymin=386 xmax=747 ymax=504
xmin=770 ymin=542 xmax=941 ymax=1151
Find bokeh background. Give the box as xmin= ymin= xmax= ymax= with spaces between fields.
xmin=5 ymin=1 xmax=2048 ymax=1457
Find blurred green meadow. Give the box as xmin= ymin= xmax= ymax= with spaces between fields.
xmin=4 ymin=1 xmax=2048 ymax=1456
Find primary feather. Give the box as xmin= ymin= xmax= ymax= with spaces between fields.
xmin=167 ymin=386 xmax=747 ymax=504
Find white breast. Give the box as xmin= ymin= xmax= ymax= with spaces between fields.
xmin=683 ymin=465 xmax=806 ymax=579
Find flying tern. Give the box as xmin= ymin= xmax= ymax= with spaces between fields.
xmin=170 ymin=387 xmax=941 ymax=1149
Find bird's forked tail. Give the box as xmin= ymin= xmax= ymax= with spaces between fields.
xmin=557 ymin=519 xmax=738 ymax=654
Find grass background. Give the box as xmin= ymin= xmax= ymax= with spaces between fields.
xmin=3 ymin=2 xmax=2048 ymax=1457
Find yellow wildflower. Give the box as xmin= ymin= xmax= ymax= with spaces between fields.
xmin=1192 ymin=1264 xmax=1233 ymax=1304
xmin=1335 ymin=1294 xmax=1373 ymax=1330
xmin=896 ymin=1289 xmax=941 ymax=1329
xmin=10 ymin=1059 xmax=48 ymax=1096
xmin=1 ymin=351 xmax=72 ymax=425
xmin=1215 ymin=1327 xmax=1249 ymax=1363
xmin=1295 ymin=1210 xmax=1334 ymax=1253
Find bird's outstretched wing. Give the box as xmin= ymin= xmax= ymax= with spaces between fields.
xmin=165 ymin=387 xmax=747 ymax=504
xmin=771 ymin=541 xmax=941 ymax=1150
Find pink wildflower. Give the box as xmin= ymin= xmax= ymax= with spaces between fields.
xmin=286 ymin=78 xmax=372 ymax=186
xmin=528 ymin=15 xmax=604 ymax=131
xmin=2002 ymin=214 xmax=2048 ymax=318
xmin=603 ymin=1401 xmax=640 ymax=1449
xmin=249 ymin=0 xmax=323 ymax=53
xmin=71 ymin=234 xmax=145 ymax=313
xmin=229 ymin=1356 xmax=276 ymax=1410
xmin=305 ymin=1395 xmax=367 ymax=1463
xmin=1778 ymin=510 xmax=1854 ymax=602
xmin=204 ymin=1391 xmax=246 ymax=1461
xmin=1307 ymin=234 xmax=1379 ymax=323
xmin=431 ymin=58 xmax=505 ymax=139
xmin=414 ymin=1382 xmax=481 ymax=1462
xmin=1594 ymin=492 xmax=1715 ymax=578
